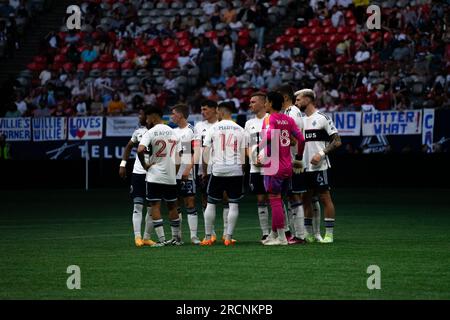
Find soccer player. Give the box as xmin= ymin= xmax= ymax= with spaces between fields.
xmin=245 ymin=92 xmax=270 ymax=242
xmin=259 ymin=92 xmax=305 ymax=246
xmin=200 ymin=102 xmax=246 ymax=246
xmin=295 ymin=89 xmax=342 ymax=243
xmin=294 ymin=91 xmax=323 ymax=242
xmin=119 ymin=107 xmax=155 ymax=247
xmin=170 ymin=104 xmax=201 ymax=245
xmin=193 ymin=100 xmax=229 ymax=242
xmin=277 ymin=84 xmax=307 ymax=244
xmin=137 ymin=107 xmax=182 ymax=246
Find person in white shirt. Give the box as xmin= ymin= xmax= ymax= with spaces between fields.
xmin=171 ymin=104 xmax=201 ymax=245
xmin=193 ymin=100 xmax=225 ymax=243
xmin=201 ymin=102 xmax=246 ymax=246
xmin=331 ymin=6 xmax=345 ymax=28
xmin=354 ymin=45 xmax=371 ymax=63
xmin=119 ymin=108 xmax=155 ymax=247
xmin=137 ymin=107 xmax=182 ymax=246
xmin=295 ymin=89 xmax=342 ymax=244
xmin=245 ymin=92 xmax=270 ymax=241
xmin=113 ymin=44 xmax=127 ymax=63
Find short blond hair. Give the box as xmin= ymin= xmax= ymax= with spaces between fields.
xmin=294 ymin=88 xmax=316 ymax=100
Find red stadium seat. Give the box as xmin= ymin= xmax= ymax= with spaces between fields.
xmin=310 ymin=27 xmax=322 ymax=35
xmin=121 ymin=60 xmax=135 ymax=70
xmin=77 ymin=62 xmax=92 ymax=71
xmin=162 ymin=38 xmax=176 ymax=47
xmin=175 ymin=31 xmax=189 ymax=40
xmin=99 ymin=54 xmax=113 ymax=63
xmin=91 ymin=62 xmax=106 ymax=70
xmin=284 ymin=27 xmax=298 ymax=37
xmin=178 ymin=38 xmax=190 ymax=47
xmin=370 ymin=32 xmax=381 ymax=42
xmin=182 ymin=44 xmax=192 ymax=52
xmin=298 ymin=28 xmax=309 ymax=36
xmin=345 ymin=10 xmax=354 ymax=19
xmin=63 ymin=63 xmax=74 ymax=72
xmin=205 ymin=31 xmax=217 ymax=39
xmin=322 ymin=19 xmax=332 ymax=28
xmin=323 ymin=27 xmax=337 ymax=34
xmin=160 ymin=53 xmax=174 ymax=61
xmin=300 ymin=35 xmax=314 ymax=44
xmin=106 ymin=62 xmax=120 ymax=70
xmin=337 ymin=26 xmax=349 ymax=34
xmin=308 ymin=19 xmax=320 ymax=28
xmin=33 ymin=56 xmax=47 ymax=64
xmin=348 ymin=18 xmax=357 ymax=26
xmin=147 ymin=38 xmax=160 ymax=47
xmin=166 ymin=45 xmax=180 ymax=54
xmin=27 ymin=62 xmax=45 ymax=72
xmin=54 ymin=54 xmax=67 ymax=63
xmin=163 ymin=60 xmax=178 ymax=70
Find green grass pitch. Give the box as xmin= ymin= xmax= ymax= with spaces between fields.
xmin=0 ymin=188 xmax=449 ymax=300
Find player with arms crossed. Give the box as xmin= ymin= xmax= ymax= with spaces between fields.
xmin=137 ymin=107 xmax=182 ymax=246
xmin=295 ymin=89 xmax=342 ymax=243
xmin=201 ymin=102 xmax=246 ymax=246
xmin=294 ymin=90 xmax=323 ymax=242
xmin=258 ymin=92 xmax=305 ymax=246
xmin=193 ymin=100 xmax=229 ymax=243
xmin=119 ymin=107 xmax=155 ymax=247
xmin=245 ymin=92 xmax=270 ymax=242
xmin=171 ymin=104 xmax=201 ymax=245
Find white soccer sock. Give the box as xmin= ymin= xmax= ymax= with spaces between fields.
xmin=288 ymin=202 xmax=297 ymax=235
xmin=204 ymin=206 xmax=216 ymax=237
xmin=283 ymin=202 xmax=290 ymax=232
xmin=257 ymin=204 xmax=270 ymax=236
xmin=293 ymin=203 xmax=306 ymax=239
xmin=132 ymin=203 xmax=143 ymax=238
xmin=324 ymin=218 xmax=335 ymax=235
xmin=225 ymin=203 xmax=239 ymax=239
xmin=170 ymin=218 xmax=181 ymax=239
xmin=186 ymin=208 xmax=198 ymax=239
xmin=277 ymin=228 xmax=287 ymax=241
xmin=153 ymin=219 xmax=165 ymax=243
xmin=177 ymin=207 xmax=183 ymax=238
xmin=204 ymin=203 xmax=216 ymax=240
xmin=313 ymin=199 xmax=321 ymax=235
xmin=143 ymin=207 xmax=153 ymax=240
xmin=305 ymin=218 xmax=313 ymax=235
xmin=223 ymin=206 xmax=229 ymax=237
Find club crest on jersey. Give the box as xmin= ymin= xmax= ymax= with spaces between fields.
xmin=312 ymin=120 xmax=317 ymax=127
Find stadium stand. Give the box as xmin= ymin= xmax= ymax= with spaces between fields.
xmin=0 ymin=0 xmax=449 ymax=118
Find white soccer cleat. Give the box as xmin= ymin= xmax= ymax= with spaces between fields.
xmin=191 ymin=236 xmax=201 ymax=245
xmin=263 ymin=237 xmax=288 ymax=246
xmin=314 ymin=233 xmax=324 ymax=242
xmin=261 ymin=231 xmax=278 ymax=244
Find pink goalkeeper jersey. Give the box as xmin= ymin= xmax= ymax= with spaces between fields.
xmin=261 ymin=112 xmax=305 ymax=178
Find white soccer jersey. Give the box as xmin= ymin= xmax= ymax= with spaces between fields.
xmin=173 ymin=124 xmax=196 ymax=180
xmin=130 ymin=126 xmax=148 ymax=175
xmin=303 ymin=111 xmax=338 ymax=172
xmin=139 ymin=124 xmax=180 ymax=185
xmin=283 ymin=105 xmax=305 ymax=159
xmin=244 ymin=114 xmax=267 ymax=174
xmin=194 ymin=120 xmax=217 ymax=175
xmin=203 ymin=120 xmax=246 ymax=177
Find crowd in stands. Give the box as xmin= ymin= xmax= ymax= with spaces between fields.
xmin=0 ymin=0 xmax=449 ymax=119
xmin=0 ymin=0 xmax=42 ymax=59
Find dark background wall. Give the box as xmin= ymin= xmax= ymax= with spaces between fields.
xmin=1 ymin=153 xmax=449 ymax=190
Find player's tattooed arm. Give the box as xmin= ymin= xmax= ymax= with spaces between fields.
xmin=323 ymin=133 xmax=342 ymax=155
xmin=137 ymin=145 xmax=151 ymax=170
xmin=119 ymin=140 xmax=135 ymax=179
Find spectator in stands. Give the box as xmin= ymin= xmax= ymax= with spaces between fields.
xmin=190 ymin=19 xmax=205 ymax=38
xmin=221 ymin=37 xmax=234 ymax=75
xmin=222 ymin=2 xmax=237 ymax=24
xmin=143 ymin=87 xmax=157 ymax=106
xmin=81 ymin=43 xmax=98 ymax=63
xmin=354 ymin=44 xmax=371 ymax=63
xmin=250 ymin=67 xmax=264 ymax=88
xmin=71 ymin=80 xmax=89 ymax=100
xmin=107 ymin=93 xmax=126 ymax=115
xmin=89 ymin=94 xmax=104 ymax=115
xmin=147 ymin=48 xmax=162 ymax=70
xmin=74 ymin=96 xmax=88 ymax=116
xmin=178 ymin=49 xmax=196 ymax=70
xmin=254 ymin=3 xmax=269 ymax=50
xmin=265 ymin=66 xmax=282 ymax=90
xmin=65 ymin=30 xmax=80 ymax=45
xmin=331 ymin=5 xmax=345 ymax=28
xmin=14 ymin=92 xmax=27 ymax=115
xmin=94 ymin=72 xmax=112 ymax=93
xmin=113 ymin=43 xmax=127 ymax=63
xmin=199 ymin=38 xmax=218 ymax=83
xmin=34 ymin=100 xmax=51 ymax=117
xmin=4 ymin=102 xmax=21 ymax=117
xmin=392 ymin=40 xmax=412 ymax=62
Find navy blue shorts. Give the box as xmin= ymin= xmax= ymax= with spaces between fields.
xmin=130 ymin=173 xmax=147 ymax=204
xmin=249 ymin=173 xmax=266 ymax=195
xmin=304 ymin=170 xmax=331 ymax=191
xmin=290 ymin=173 xmax=307 ymax=194
xmin=207 ymin=175 xmax=244 ymax=204
xmin=146 ymin=182 xmax=178 ymax=202
xmin=177 ymin=179 xmax=196 ymax=198
xmin=264 ymin=175 xmax=292 ymax=195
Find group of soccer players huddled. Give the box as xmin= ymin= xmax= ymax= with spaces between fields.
xmin=119 ymin=84 xmax=342 ymax=247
